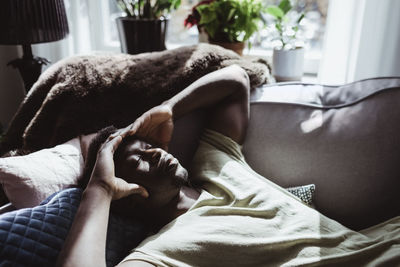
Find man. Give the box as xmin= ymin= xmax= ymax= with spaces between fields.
xmin=57 ymin=64 xmax=251 ymax=266
xmin=58 ymin=65 xmax=400 ymax=266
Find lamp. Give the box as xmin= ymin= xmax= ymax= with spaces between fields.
xmin=0 ymin=0 xmax=69 ymax=92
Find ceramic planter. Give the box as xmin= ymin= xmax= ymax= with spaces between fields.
xmin=116 ymin=17 xmax=168 ymax=55
xmin=272 ymin=47 xmax=304 ymax=82
xmin=198 ymin=27 xmax=245 ymax=55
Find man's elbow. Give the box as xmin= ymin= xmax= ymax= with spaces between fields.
xmin=227 ymin=65 xmax=250 ymax=93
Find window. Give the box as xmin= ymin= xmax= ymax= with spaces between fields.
xmin=94 ymin=0 xmax=329 ymax=74
xmin=166 ymin=0 xmax=200 ymax=47
xmin=86 ymin=0 xmax=122 ymax=52
xmin=251 ymin=0 xmax=329 ymax=74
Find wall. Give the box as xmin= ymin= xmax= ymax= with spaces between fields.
xmin=0 ymin=46 xmax=25 ymax=130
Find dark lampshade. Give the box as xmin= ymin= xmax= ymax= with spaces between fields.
xmin=0 ymin=0 xmax=69 ymax=92
xmin=0 ymin=0 xmax=69 ymax=45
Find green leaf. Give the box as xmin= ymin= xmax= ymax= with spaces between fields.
xmin=206 ymin=21 xmax=219 ymax=39
xmin=130 ymin=2 xmax=136 ymax=15
xmin=278 ymin=0 xmax=292 ymax=15
xmin=195 ymin=0 xmax=264 ymax=44
xmin=275 ymin=23 xmax=282 ymax=32
xmin=173 ymin=0 xmax=181 ymax=9
xmin=115 ymin=0 xmax=134 ymax=16
xmin=266 ymin=5 xmax=284 ymax=18
xmin=227 ymin=8 xmax=236 ymax=22
xmin=197 ymin=5 xmax=217 ymax=25
xmin=115 ymin=0 xmax=181 ymax=18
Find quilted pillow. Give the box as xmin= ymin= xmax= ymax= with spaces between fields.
xmin=0 ymin=138 xmax=84 ymax=209
xmin=0 ymin=188 xmax=148 ymax=267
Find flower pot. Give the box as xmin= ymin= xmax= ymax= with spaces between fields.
xmin=116 ymin=17 xmax=168 ymax=55
xmin=272 ymin=47 xmax=304 ymax=82
xmin=209 ymin=41 xmax=245 ymax=56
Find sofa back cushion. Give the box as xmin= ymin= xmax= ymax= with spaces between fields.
xmin=243 ymin=77 xmax=400 ymax=230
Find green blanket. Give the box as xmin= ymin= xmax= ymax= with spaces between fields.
xmin=120 ymin=130 xmax=400 ymax=266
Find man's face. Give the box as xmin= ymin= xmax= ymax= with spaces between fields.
xmin=113 ymin=137 xmax=189 ymax=214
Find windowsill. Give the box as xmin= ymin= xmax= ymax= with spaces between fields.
xmin=167 ymin=41 xmax=321 ymax=77
xmin=301 ymin=74 xmax=318 ymax=84
xmin=167 ymin=41 xmax=319 ymax=84
xmin=166 ymin=42 xmax=196 ymax=50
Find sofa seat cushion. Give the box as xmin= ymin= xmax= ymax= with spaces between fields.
xmin=243 ymin=77 xmax=400 ymax=230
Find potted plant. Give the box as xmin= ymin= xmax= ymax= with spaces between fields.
xmin=184 ymin=0 xmax=264 ymax=55
xmin=115 ymin=0 xmax=181 ymax=54
xmin=266 ymin=0 xmax=305 ymax=82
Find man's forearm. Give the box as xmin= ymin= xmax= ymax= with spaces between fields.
xmin=164 ymin=65 xmax=250 ymax=120
xmin=57 ymin=186 xmax=112 ymax=267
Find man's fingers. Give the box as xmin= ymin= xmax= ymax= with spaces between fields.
xmin=104 ymin=135 xmax=123 ymax=153
xmin=115 ymin=119 xmax=144 ymax=138
xmin=127 ymin=124 xmax=140 ymax=136
xmin=128 ymin=184 xmax=149 ymax=198
xmin=113 ymin=178 xmax=150 ymax=200
xmin=128 ymin=117 xmax=148 ymax=135
xmin=110 ymin=129 xmax=124 ymax=139
xmin=112 ymin=127 xmax=131 ymax=139
xmin=111 ymin=135 xmax=123 ymax=152
xmin=110 ymin=118 xmax=144 ymax=140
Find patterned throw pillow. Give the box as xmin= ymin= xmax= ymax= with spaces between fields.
xmin=285 ymin=184 xmax=316 ymax=205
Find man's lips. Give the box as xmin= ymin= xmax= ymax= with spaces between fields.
xmin=167 ymin=161 xmax=178 ymax=173
xmin=154 ymin=153 xmax=177 ymax=173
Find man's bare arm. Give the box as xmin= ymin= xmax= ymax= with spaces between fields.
xmin=57 ymin=135 xmax=150 ymax=267
xmin=164 ymin=65 xmax=250 ymax=144
xmin=118 ymin=65 xmax=250 ymax=147
xmin=57 ymin=186 xmax=154 ymax=267
xmin=56 ymin=186 xmax=112 ymax=267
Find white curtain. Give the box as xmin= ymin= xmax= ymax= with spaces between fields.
xmin=318 ymin=0 xmax=400 ymax=85
xmin=32 ymin=0 xmax=97 ymax=67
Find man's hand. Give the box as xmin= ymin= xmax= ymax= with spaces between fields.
xmin=116 ymin=104 xmax=174 ymax=151
xmin=88 ymin=134 xmax=148 ymax=200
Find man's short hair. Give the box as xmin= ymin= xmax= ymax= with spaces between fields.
xmin=78 ymin=126 xmax=118 ymax=189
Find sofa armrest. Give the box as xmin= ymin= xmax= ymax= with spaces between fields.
xmin=243 ymin=78 xmax=400 ymax=230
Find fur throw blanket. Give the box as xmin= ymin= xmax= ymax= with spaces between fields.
xmin=0 ymin=43 xmax=271 ymax=155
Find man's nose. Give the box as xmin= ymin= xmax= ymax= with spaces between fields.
xmin=142 ymin=148 xmax=164 ymax=164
